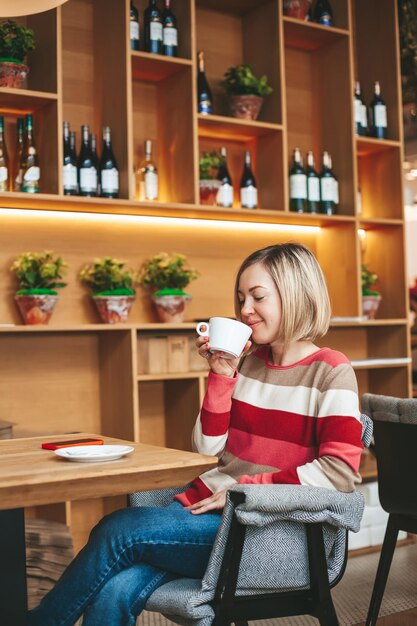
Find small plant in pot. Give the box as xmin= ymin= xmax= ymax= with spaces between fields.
xmin=199 ymin=150 xmax=222 ymax=205
xmin=362 ymin=263 xmax=382 ymax=319
xmin=10 ymin=251 xmax=68 ymax=325
xmin=220 ymin=64 xmax=273 ymax=121
xmin=0 ymin=20 xmax=36 ymax=88
xmin=79 ymin=257 xmax=139 ymax=324
xmin=139 ymin=252 xmax=198 ymax=323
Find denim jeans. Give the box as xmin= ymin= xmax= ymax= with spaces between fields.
xmin=28 ymin=501 xmax=221 ymax=626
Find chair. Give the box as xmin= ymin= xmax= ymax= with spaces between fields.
xmin=362 ymin=393 xmax=417 ymax=626
xmin=129 ymin=415 xmax=372 ymax=626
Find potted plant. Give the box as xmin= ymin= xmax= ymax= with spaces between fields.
xmin=139 ymin=252 xmax=198 ymax=323
xmin=362 ymin=263 xmax=382 ymax=319
xmin=283 ymin=0 xmax=313 ymax=20
xmin=10 ymin=251 xmax=68 ymax=324
xmin=199 ymin=150 xmax=222 ymax=206
xmin=79 ymin=257 xmax=139 ymax=323
xmin=220 ymin=63 xmax=273 ymax=121
xmin=0 ymin=20 xmax=36 ymax=88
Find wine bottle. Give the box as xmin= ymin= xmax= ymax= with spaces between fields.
xmin=144 ymin=0 xmax=163 ymax=55
xmin=63 ymin=121 xmax=78 ymax=196
xmin=216 ymin=146 xmax=233 ymax=208
xmin=370 ymin=81 xmax=387 ymax=139
xmin=130 ymin=1 xmax=140 ymax=51
xmin=13 ymin=117 xmax=24 ymax=191
xmin=21 ymin=114 xmax=40 ymax=193
xmin=137 ymin=139 xmax=158 ymax=200
xmin=313 ymin=0 xmax=333 ymax=26
xmin=240 ymin=150 xmax=258 ymax=209
xmin=78 ymin=125 xmax=98 ymax=197
xmin=162 ymin=0 xmax=178 ymax=57
xmin=319 ymin=151 xmax=335 ymax=215
xmin=328 ymin=153 xmax=339 ymax=211
xmin=354 ymin=81 xmax=367 ymax=136
xmin=100 ymin=126 xmax=119 ymax=198
xmin=289 ymin=148 xmax=306 ymax=213
xmin=197 ymin=51 xmax=213 ymax=115
xmin=306 ymin=151 xmax=320 ymax=213
xmin=0 ymin=116 xmax=9 ymax=192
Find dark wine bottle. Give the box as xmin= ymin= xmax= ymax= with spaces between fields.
xmin=328 ymin=153 xmax=339 ymax=212
xmin=370 ymin=81 xmax=387 ymax=139
xmin=319 ymin=151 xmax=335 ymax=215
xmin=313 ymin=0 xmax=333 ymax=26
xmin=0 ymin=116 xmax=9 ymax=192
xmin=240 ymin=150 xmax=258 ymax=209
xmin=130 ymin=1 xmax=140 ymax=51
xmin=306 ymin=151 xmax=320 ymax=213
xmin=289 ymin=148 xmax=306 ymax=212
xmin=78 ymin=125 xmax=98 ymax=197
xmin=144 ymin=0 xmax=163 ymax=55
xmin=354 ymin=81 xmax=367 ymax=136
xmin=162 ymin=0 xmax=178 ymax=57
xmin=216 ymin=146 xmax=233 ymax=208
xmin=100 ymin=126 xmax=119 ymax=198
xmin=21 ymin=114 xmax=40 ymax=193
xmin=197 ymin=51 xmax=213 ymax=115
xmin=13 ymin=117 xmax=24 ymax=191
xmin=63 ymin=121 xmax=78 ymax=196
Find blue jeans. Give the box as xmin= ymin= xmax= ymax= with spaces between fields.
xmin=28 ymin=501 xmax=221 ymax=626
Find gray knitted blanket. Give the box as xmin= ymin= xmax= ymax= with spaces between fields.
xmin=143 ymin=485 xmax=364 ymax=626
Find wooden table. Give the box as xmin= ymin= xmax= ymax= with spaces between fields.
xmin=0 ymin=434 xmax=217 ymax=626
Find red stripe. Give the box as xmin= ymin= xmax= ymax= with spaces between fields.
xmin=272 ymin=467 xmax=301 ymax=485
xmin=200 ymin=407 xmax=230 ymax=436
xmin=175 ymin=476 xmax=213 ymax=506
xmin=320 ymin=440 xmax=363 ymax=472
xmin=231 ymin=399 xmax=316 ymax=446
xmin=253 ymin=346 xmax=350 ymax=368
xmin=316 ymin=414 xmax=363 ymax=447
xmin=227 ymin=428 xmax=317 ymax=469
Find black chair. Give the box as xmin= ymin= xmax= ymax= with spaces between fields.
xmin=363 ymin=393 xmax=417 ymax=626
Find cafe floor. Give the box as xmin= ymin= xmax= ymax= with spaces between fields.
xmin=137 ymin=541 xmax=417 ymax=626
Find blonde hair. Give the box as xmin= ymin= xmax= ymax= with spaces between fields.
xmin=234 ymin=243 xmax=331 ymax=346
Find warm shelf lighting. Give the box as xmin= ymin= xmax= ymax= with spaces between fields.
xmin=358 ymin=228 xmax=367 ymax=253
xmin=0 ymin=208 xmax=321 ymax=234
xmin=0 ymin=0 xmax=69 ymax=16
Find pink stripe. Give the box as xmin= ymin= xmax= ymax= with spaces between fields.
xmin=320 ymin=440 xmax=362 ymax=472
xmin=204 ymin=371 xmax=236 ymax=412
xmin=227 ymin=427 xmax=317 ymax=470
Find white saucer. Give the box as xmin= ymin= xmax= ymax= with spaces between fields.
xmin=54 ymin=445 xmax=134 ymax=463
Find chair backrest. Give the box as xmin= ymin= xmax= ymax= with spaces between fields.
xmin=362 ymin=393 xmax=417 ymax=517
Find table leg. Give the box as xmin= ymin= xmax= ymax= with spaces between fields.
xmin=0 ymin=507 xmax=27 ymax=626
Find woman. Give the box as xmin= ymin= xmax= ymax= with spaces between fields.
xmin=29 ymin=243 xmax=363 ymax=626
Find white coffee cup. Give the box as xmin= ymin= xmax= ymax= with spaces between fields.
xmin=196 ymin=317 xmax=252 ymax=359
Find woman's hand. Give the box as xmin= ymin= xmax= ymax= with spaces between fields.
xmin=184 ymin=488 xmax=229 ymax=514
xmin=196 ymin=335 xmax=251 ymax=378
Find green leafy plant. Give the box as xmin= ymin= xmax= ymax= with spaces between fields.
xmin=79 ymin=257 xmax=139 ymax=296
xmin=220 ymin=64 xmax=273 ymax=97
xmin=0 ymin=20 xmax=36 ymax=62
xmin=139 ymin=252 xmax=198 ymax=296
xmin=199 ymin=150 xmax=222 ymax=180
xmin=10 ymin=251 xmax=68 ymax=295
xmin=361 ymin=264 xmax=380 ymax=296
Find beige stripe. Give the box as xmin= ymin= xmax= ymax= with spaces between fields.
xmin=315 ymin=456 xmax=362 ymax=492
xmin=217 ymin=450 xmax=279 ymax=480
xmin=240 ymin=353 xmax=358 ymax=394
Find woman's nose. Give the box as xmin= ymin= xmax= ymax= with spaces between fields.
xmin=241 ymin=299 xmax=254 ymax=315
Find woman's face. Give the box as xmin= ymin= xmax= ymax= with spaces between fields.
xmin=237 ymin=262 xmax=282 ymax=345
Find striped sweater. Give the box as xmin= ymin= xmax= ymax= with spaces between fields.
xmin=176 ymin=347 xmax=363 ymax=506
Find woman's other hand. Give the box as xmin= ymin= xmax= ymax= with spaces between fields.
xmin=183 ymin=488 xmax=229 ymax=514
xmin=196 ymin=335 xmax=251 ymax=378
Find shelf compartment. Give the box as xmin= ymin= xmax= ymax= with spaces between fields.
xmin=198 ymin=127 xmax=285 ymax=210
xmin=353 ymin=0 xmax=402 ymax=142
xmin=357 ymin=145 xmax=403 ymax=219
xmin=0 ymin=88 xmax=58 ymax=113
xmin=195 ymin=0 xmax=282 ymax=124
xmin=198 ymin=114 xmax=283 ymax=141
xmin=284 ymin=33 xmax=354 ymax=216
xmin=137 ymin=379 xmax=200 ymax=450
xmin=131 ymin=52 xmax=192 ymax=82
xmin=196 ymin=0 xmax=271 ymax=15
xmin=283 ymin=17 xmax=349 ymax=52
xmin=356 ymin=367 xmax=410 ymax=398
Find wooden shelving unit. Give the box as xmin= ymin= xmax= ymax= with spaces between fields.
xmin=0 ymin=0 xmax=409 ymax=552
